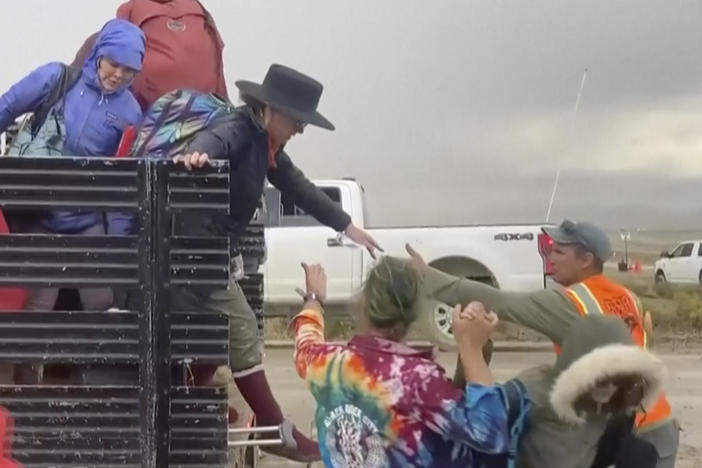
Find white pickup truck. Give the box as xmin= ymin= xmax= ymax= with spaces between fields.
xmin=654 ymin=240 xmax=702 ymax=285
xmin=260 ymin=179 xmax=553 ymax=348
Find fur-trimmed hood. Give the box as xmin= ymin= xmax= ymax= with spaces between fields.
xmin=549 ymin=315 xmax=666 ymax=424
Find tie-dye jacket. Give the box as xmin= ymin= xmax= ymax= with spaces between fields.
xmin=293 ymin=307 xmax=509 ymax=468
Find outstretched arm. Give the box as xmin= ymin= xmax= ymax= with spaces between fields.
xmin=407 ymin=244 xmax=580 ymax=344
xmin=292 ymin=263 xmax=330 ymax=379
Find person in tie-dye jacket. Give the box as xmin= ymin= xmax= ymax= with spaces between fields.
xmin=293 ymin=257 xmax=510 ymax=468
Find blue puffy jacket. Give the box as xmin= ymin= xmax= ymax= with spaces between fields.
xmin=0 ymin=19 xmax=145 ymax=234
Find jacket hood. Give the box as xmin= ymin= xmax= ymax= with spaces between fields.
xmin=549 ymin=315 xmax=666 ymax=424
xmin=83 ymin=19 xmax=145 ymax=91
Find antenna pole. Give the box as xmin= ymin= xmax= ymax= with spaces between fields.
xmin=546 ymin=68 xmax=588 ymax=222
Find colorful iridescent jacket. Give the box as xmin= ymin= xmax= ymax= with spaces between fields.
xmin=293 ymin=307 xmax=509 ymax=468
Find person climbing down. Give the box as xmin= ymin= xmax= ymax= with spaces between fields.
xmin=170 ymin=64 xmax=382 ymax=463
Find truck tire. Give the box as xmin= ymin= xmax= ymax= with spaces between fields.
xmin=417 ymin=300 xmax=495 ymax=357
xmin=417 ymin=260 xmax=496 ymax=352
xmin=418 ymin=300 xmax=457 ymax=351
xmin=655 ymin=271 xmax=666 ymax=284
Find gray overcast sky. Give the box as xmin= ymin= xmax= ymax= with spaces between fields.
xmin=2 ymin=1 xmax=701 ymax=228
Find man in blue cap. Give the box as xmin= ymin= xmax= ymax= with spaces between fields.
xmin=408 ymin=219 xmax=678 ymax=468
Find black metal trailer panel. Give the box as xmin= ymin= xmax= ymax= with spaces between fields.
xmin=0 ymin=157 xmax=231 ymax=467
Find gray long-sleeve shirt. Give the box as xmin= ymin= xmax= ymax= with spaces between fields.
xmin=417 ymin=266 xmax=581 ymax=345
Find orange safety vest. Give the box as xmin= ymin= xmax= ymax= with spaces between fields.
xmin=559 ymin=274 xmax=672 ymax=430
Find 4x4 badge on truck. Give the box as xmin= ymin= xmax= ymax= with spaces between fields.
xmin=494 ymin=233 xmax=535 ymax=241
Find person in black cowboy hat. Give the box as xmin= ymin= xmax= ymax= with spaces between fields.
xmin=172 ymin=64 xmax=382 ymax=462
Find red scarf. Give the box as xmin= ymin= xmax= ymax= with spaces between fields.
xmin=267 ymin=134 xmax=279 ymax=169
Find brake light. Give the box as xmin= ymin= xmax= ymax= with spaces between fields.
xmin=538 ymin=233 xmax=554 ymax=276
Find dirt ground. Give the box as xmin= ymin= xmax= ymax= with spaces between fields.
xmin=252 ymin=348 xmax=702 ymax=468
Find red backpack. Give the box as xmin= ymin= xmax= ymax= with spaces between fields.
xmin=117 ymin=0 xmax=228 ymax=109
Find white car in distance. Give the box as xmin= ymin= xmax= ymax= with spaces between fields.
xmin=654 ymin=240 xmax=702 ymax=285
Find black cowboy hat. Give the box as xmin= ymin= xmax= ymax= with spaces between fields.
xmin=235 ymin=64 xmax=334 ymax=131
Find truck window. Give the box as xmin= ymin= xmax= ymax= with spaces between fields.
xmin=681 ymin=243 xmax=694 ymax=257
xmin=698 ymin=242 xmax=702 ymax=256
xmin=277 ymin=187 xmax=342 ymax=227
xmin=672 ymin=243 xmax=693 ymax=258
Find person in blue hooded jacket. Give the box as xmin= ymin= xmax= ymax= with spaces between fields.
xmin=0 ymin=19 xmax=145 ymax=313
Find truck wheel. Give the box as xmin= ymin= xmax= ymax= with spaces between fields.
xmin=417 ymin=301 xmax=495 ymax=356
xmin=655 ymin=271 xmax=667 ymax=284
xmin=699 ymin=270 xmax=702 ymax=285
xmin=417 ymin=260 xmax=496 ymax=351
xmin=418 ymin=301 xmax=457 ymax=351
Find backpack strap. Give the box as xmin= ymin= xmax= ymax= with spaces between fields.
xmin=499 ymin=379 xmax=532 ymax=468
xmin=31 ymin=64 xmax=82 ymax=137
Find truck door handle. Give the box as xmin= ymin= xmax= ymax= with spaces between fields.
xmin=327 ymin=237 xmax=343 ymax=247
xmin=327 ymin=234 xmax=358 ymax=249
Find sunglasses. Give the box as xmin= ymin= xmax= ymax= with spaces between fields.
xmin=268 ymin=107 xmax=308 ymax=132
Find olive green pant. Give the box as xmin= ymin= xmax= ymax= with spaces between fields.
xmin=171 ymin=276 xmax=263 ymax=373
